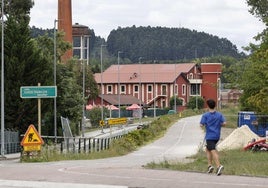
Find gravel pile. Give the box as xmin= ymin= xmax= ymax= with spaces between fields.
xmin=217 ymin=125 xmax=260 ymax=151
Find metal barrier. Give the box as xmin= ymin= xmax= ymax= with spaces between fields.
xmin=41 ymin=134 xmax=124 ymax=154
xmin=0 ymin=130 xmax=21 ymax=154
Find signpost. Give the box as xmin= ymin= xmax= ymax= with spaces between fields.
xmin=20 ymin=85 xmax=57 ymax=135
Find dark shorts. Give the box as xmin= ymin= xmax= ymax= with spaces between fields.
xmin=206 ymin=140 xmax=219 ymax=151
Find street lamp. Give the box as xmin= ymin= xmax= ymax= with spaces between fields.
xmin=100 ymin=44 xmax=106 ymax=133
xmin=153 ymin=60 xmax=156 ymax=118
xmin=117 ymin=51 xmax=122 ymax=118
xmin=174 ymin=63 xmax=177 ymax=113
xmin=53 ymin=19 xmax=58 ymax=141
xmin=1 ymin=0 xmax=5 ymax=157
xmin=81 ymin=35 xmax=90 ymax=137
xmin=139 ymin=57 xmax=142 ymax=125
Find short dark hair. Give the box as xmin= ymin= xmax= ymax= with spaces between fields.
xmin=207 ymin=99 xmax=216 ymax=109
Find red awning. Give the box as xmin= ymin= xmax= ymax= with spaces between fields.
xmin=126 ymin=103 xmax=141 ymax=110
xmin=86 ymin=104 xmax=93 ymax=110
xmin=106 ymin=105 xmax=119 ymax=110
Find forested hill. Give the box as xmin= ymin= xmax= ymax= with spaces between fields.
xmin=107 ymin=26 xmax=243 ymax=62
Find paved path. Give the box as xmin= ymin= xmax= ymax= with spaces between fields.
xmin=1 ymin=115 xmax=268 ymax=188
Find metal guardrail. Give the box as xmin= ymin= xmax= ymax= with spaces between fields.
xmin=21 ymin=121 xmax=150 ymax=154
xmin=41 ymin=134 xmax=124 ymax=154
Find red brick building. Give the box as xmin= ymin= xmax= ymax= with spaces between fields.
xmin=92 ymin=63 xmax=222 ymax=109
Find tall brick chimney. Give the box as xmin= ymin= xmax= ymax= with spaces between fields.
xmin=58 ymin=0 xmax=73 ymax=62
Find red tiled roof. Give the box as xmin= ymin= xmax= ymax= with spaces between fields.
xmin=95 ymin=63 xmax=195 ymax=84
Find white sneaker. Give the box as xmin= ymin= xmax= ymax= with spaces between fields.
xmin=207 ymin=165 xmax=214 ymax=173
xmin=216 ymin=165 xmax=224 ymax=176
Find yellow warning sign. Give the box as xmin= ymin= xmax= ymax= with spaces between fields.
xmin=21 ymin=124 xmax=44 ymax=146
xmin=107 ymin=117 xmax=127 ymax=125
xmin=99 ymin=120 xmax=105 ymax=126
xmin=23 ymin=145 xmax=42 ymax=152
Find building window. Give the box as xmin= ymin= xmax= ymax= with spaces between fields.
xmin=148 ymin=85 xmax=153 ymax=93
xmin=134 ymin=85 xmax=139 ymax=93
xmin=73 ymin=49 xmax=81 ymax=59
xmin=188 ymin=73 xmax=193 ymax=79
xmin=182 ymin=84 xmax=186 ymax=96
xmin=161 ymin=85 xmax=167 ymax=95
xmin=120 ymin=85 xmax=126 ymax=94
xmin=174 ymin=84 xmax=178 ymax=95
xmin=83 ymin=49 xmax=88 ymax=59
xmin=190 ymin=84 xmax=200 ymax=95
xmin=73 ymin=36 xmax=81 ymax=47
xmin=72 ymin=36 xmax=88 ymax=60
xmin=107 ymin=85 xmax=112 ymax=94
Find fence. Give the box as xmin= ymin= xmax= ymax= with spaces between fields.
xmin=0 ymin=130 xmax=21 ymax=154
xmin=41 ymin=134 xmax=124 ymax=154
xmin=238 ymin=112 xmax=268 ymax=137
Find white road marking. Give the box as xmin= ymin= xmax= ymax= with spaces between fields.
xmin=0 ymin=179 xmax=127 ymax=188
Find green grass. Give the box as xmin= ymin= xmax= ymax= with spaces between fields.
xmin=146 ymin=149 xmax=268 ymax=177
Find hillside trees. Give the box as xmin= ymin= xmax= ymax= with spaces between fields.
xmin=107 ymin=26 xmax=242 ymax=62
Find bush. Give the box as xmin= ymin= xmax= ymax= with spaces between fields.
xmin=187 ymin=96 xmax=204 ymax=109
xmin=110 ymin=115 xmax=177 ymax=155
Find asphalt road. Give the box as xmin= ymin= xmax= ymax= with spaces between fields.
xmin=0 ymin=115 xmax=268 ymax=188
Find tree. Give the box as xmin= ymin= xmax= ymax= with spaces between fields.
xmin=187 ymin=96 xmax=204 ymax=110
xmin=239 ymin=1 xmax=268 ymax=114
xmin=0 ymin=0 xmax=55 ymax=132
xmin=169 ymin=96 xmax=183 ymax=108
xmin=107 ymin=26 xmax=242 ymax=62
xmin=56 ymin=62 xmax=83 ymax=135
xmin=247 ymin=0 xmax=268 ymax=26
xmin=0 ymin=0 xmax=100 ymax=136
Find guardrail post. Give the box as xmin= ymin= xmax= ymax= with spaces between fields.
xmin=78 ymin=138 xmax=81 ymax=153
xmin=84 ymin=138 xmax=86 ymax=152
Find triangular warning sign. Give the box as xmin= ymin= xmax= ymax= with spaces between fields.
xmin=21 ymin=124 xmax=44 ymax=146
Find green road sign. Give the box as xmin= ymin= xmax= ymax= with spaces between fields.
xmin=20 ymin=86 xmax=57 ymax=98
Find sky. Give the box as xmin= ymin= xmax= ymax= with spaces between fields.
xmin=30 ymin=0 xmax=266 ymax=52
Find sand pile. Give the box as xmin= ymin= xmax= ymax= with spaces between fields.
xmin=217 ymin=125 xmax=260 ymax=151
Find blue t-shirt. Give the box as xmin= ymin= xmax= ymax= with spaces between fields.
xmin=200 ymin=111 xmax=225 ymax=140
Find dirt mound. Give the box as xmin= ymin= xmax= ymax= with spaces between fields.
xmin=217 ymin=125 xmax=260 ymax=151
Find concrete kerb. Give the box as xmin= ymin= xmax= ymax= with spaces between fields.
xmin=0 ymin=153 xmax=20 ymax=160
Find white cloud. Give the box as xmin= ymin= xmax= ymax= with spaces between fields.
xmin=30 ymin=0 xmax=266 ymax=51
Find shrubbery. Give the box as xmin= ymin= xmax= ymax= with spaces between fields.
xmin=110 ymin=115 xmax=175 ymax=155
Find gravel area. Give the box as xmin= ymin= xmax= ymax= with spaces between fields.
xmin=220 ymin=127 xmax=235 ymax=141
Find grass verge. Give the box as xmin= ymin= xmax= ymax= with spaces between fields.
xmin=146 ymin=149 xmax=268 ymax=177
